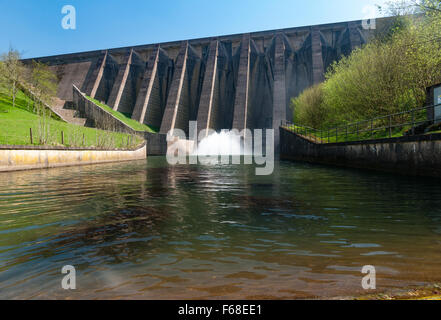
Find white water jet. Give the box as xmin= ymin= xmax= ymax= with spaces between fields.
xmin=193 ymin=131 xmax=251 ymax=156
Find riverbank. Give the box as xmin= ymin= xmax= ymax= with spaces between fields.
xmin=350 ymin=283 xmax=441 ymax=300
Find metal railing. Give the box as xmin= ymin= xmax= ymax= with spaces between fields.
xmin=281 ymin=103 xmax=441 ymax=144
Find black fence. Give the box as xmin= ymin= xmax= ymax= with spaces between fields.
xmin=281 ymin=103 xmax=441 ymax=144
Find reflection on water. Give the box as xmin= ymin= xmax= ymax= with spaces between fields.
xmin=1 ymin=158 xmax=441 ymax=299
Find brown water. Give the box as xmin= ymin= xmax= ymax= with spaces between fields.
xmin=1 ymin=158 xmax=441 ymax=299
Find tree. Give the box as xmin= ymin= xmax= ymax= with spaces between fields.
xmin=0 ymin=47 xmax=25 ymax=108
xmin=30 ymin=61 xmax=57 ymax=144
xmin=377 ymin=0 xmax=420 ymax=16
xmin=377 ymin=0 xmax=441 ymax=15
xmin=417 ymin=0 xmax=441 ymax=14
xmin=292 ymin=13 xmax=441 ymax=129
xmin=291 ymin=84 xmax=333 ymax=128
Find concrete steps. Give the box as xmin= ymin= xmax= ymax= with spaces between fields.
xmin=20 ymin=84 xmax=88 ymax=127
xmin=51 ymin=98 xmax=87 ymax=126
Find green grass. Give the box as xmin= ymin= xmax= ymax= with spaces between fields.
xmin=0 ymin=90 xmax=143 ymax=149
xmin=85 ymin=95 xmax=157 ymax=133
xmin=283 ymin=124 xmax=412 ymax=143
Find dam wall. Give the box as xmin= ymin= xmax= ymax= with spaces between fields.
xmin=23 ymin=17 xmax=394 ymax=150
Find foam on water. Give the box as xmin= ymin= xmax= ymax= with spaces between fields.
xmin=193 ymin=131 xmax=251 ymax=156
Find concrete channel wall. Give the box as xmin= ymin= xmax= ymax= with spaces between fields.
xmin=0 ymin=143 xmax=146 ymax=172
xmin=280 ymin=127 xmax=441 ymax=178
xmin=144 ymin=132 xmax=167 ymax=156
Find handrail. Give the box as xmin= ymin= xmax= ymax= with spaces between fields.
xmin=281 ymin=103 xmax=441 ymax=144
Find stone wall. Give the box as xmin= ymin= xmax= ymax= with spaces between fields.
xmin=0 ymin=143 xmax=146 ymax=172
xmin=280 ymin=127 xmax=441 ymax=177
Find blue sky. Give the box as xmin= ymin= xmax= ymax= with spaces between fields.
xmin=0 ymin=0 xmax=389 ymax=58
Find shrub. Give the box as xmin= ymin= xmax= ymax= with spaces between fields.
xmin=292 ymin=14 xmax=441 ymax=129
xmin=292 ymin=84 xmax=330 ymax=128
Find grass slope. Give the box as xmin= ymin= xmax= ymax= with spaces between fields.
xmin=85 ymin=95 xmax=157 ymax=133
xmin=284 ymin=124 xmax=412 ymax=143
xmin=0 ymin=90 xmax=143 ymax=148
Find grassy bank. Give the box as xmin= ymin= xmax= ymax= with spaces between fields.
xmin=85 ymin=95 xmax=157 ymax=133
xmin=284 ymin=124 xmax=413 ymax=143
xmin=0 ymin=90 xmax=143 ymax=149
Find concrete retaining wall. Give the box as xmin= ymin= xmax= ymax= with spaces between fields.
xmin=73 ymin=85 xmax=139 ymax=135
xmin=144 ymin=132 xmax=167 ymax=156
xmin=73 ymin=85 xmax=167 ymax=155
xmin=280 ymin=127 xmax=441 ymax=177
xmin=0 ymin=144 xmax=146 ymax=172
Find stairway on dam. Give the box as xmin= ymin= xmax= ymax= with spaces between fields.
xmin=50 ymin=97 xmax=87 ymax=126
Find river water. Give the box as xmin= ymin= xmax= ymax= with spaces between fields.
xmin=1 ymin=158 xmax=441 ymax=299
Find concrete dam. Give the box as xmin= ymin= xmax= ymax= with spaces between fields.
xmin=26 ymin=18 xmax=388 ymax=148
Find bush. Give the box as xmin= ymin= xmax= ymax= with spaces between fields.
xmin=292 ymin=84 xmax=329 ymax=128
xmin=292 ymin=14 xmax=441 ymax=129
